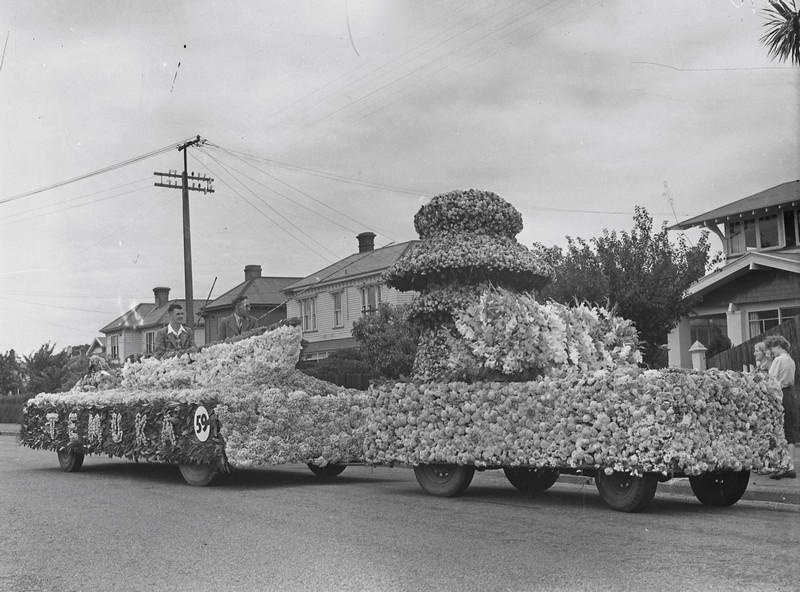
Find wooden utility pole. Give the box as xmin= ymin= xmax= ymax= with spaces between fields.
xmin=154 ymin=135 xmax=214 ymax=327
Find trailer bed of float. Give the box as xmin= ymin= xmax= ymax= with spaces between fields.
xmin=19 ymin=325 xmax=369 ymax=486
xmin=364 ymin=368 xmax=792 ymax=512
xmin=17 ymin=325 xmax=792 ymax=513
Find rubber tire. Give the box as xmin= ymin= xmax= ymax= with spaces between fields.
xmin=307 ymin=463 xmax=346 ymax=478
xmin=595 ymin=471 xmax=658 ymax=512
xmin=503 ymin=467 xmax=560 ymax=492
xmin=413 ymin=464 xmax=475 ymax=497
xmin=689 ymin=470 xmax=750 ymax=507
xmin=179 ymin=464 xmax=219 ymax=487
xmin=57 ymin=449 xmax=84 ymax=473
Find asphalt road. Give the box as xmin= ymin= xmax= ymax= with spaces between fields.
xmin=1 ymin=438 xmax=798 ymax=592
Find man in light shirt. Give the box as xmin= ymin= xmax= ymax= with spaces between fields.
xmin=766 ymin=335 xmax=798 ymax=479
xmin=154 ymin=303 xmax=196 ymax=358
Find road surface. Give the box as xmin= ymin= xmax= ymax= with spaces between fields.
xmin=1 ymin=438 xmax=797 ymax=592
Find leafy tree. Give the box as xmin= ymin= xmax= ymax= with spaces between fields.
xmin=761 ymin=1 xmax=800 ymax=66
xmin=23 ymin=343 xmax=71 ymax=394
xmin=63 ymin=346 xmax=91 ymax=392
xmin=532 ymin=207 xmax=714 ymax=366
xmin=0 ymin=349 xmax=24 ymax=395
xmin=351 ymin=303 xmax=419 ymax=379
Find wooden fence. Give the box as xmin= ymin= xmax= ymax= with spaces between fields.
xmin=707 ymin=317 xmax=800 ymax=385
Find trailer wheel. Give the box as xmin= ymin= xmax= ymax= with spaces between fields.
xmin=503 ymin=467 xmax=559 ymax=492
xmin=57 ymin=448 xmax=84 ymax=473
xmin=689 ymin=470 xmax=750 ymax=506
xmin=179 ymin=464 xmax=218 ymax=487
xmin=595 ymin=471 xmax=658 ymax=512
xmin=413 ymin=464 xmax=475 ymax=497
xmin=307 ymin=463 xmax=346 ymax=478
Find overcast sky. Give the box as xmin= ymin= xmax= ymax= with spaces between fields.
xmin=0 ymin=0 xmax=798 ymax=355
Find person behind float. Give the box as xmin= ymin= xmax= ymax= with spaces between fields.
xmin=219 ymin=296 xmax=256 ymax=340
xmin=765 ymin=335 xmax=798 ymax=479
xmin=753 ymin=341 xmax=773 ymax=373
xmin=154 ymin=303 xmax=197 ymax=358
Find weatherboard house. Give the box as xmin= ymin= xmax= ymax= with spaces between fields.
xmin=281 ymin=232 xmax=418 ymax=361
xmin=99 ymin=287 xmax=206 ymax=361
xmin=667 ymin=180 xmax=800 ymax=368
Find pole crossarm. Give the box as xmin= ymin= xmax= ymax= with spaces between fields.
xmin=154 ymin=171 xmax=215 ymax=193
xmin=152 ymin=134 xmax=212 ymax=330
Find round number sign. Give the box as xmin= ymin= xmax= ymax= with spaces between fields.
xmin=193 ymin=405 xmax=210 ymax=442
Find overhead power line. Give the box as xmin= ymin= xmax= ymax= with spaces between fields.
xmin=300 ymin=1 xmax=560 ymax=129
xmin=0 ymin=179 xmax=152 ymax=227
xmin=0 ymin=137 xmax=198 ymax=205
xmin=205 ymin=143 xmax=429 ymax=197
xmin=274 ymin=1 xmax=528 ymax=128
xmin=203 ymin=145 xmax=401 ymax=241
xmin=198 ymin=152 xmax=338 ymax=262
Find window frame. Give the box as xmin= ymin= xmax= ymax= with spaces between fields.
xmin=110 ymin=335 xmax=119 ymax=359
xmin=145 ymin=331 xmax=156 ymax=354
xmin=300 ymin=297 xmax=317 ymax=332
xmin=727 ymin=210 xmax=795 ymax=255
xmin=748 ymin=309 xmax=780 ymax=338
xmin=332 ymin=292 xmax=343 ymax=328
xmin=361 ymin=284 xmax=381 ymax=316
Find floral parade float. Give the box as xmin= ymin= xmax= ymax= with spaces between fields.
xmin=16 ymin=189 xmax=792 ymax=512
xmin=19 ymin=323 xmax=370 ymax=485
xmin=365 ymin=189 xmax=791 ymax=511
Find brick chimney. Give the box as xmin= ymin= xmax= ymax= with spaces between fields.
xmin=357 ymin=232 xmax=376 ymax=253
xmin=244 ymin=265 xmax=262 ymax=281
xmin=153 ymin=287 xmax=170 ymax=308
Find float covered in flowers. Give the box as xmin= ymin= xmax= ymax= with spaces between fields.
xmin=366 ymin=189 xmax=792 ymax=475
xmin=20 ymin=325 xmax=369 ymax=468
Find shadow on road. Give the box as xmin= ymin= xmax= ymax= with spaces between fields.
xmin=404 ymin=481 xmax=798 ymax=516
xmin=34 ymin=460 xmax=394 ymax=490
xmin=215 ymin=467 xmax=394 ymax=490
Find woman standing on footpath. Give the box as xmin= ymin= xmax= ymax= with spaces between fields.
xmin=753 ymin=341 xmax=773 ymax=373
xmin=765 ymin=335 xmax=798 ymax=479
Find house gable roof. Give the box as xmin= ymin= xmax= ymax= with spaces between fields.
xmin=281 ymin=241 xmax=417 ymax=294
xmin=685 ymin=250 xmax=800 ymax=299
xmin=100 ymin=299 xmax=206 ymax=333
xmin=670 ymin=180 xmax=800 ymax=231
xmin=203 ymin=276 xmax=302 ymax=313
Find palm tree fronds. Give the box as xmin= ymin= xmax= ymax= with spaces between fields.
xmin=761 ymin=0 xmax=800 ymax=65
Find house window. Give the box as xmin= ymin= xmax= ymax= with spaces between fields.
xmin=110 ymin=335 xmax=119 ymax=359
xmin=361 ymin=285 xmax=381 ymax=315
xmin=749 ymin=309 xmax=779 ymax=337
xmin=689 ymin=314 xmax=728 ymax=347
xmin=301 ymin=298 xmax=317 ymax=332
xmin=779 ymin=306 xmax=800 ymax=323
xmin=332 ymin=292 xmax=343 ymax=328
xmin=758 ymin=214 xmax=779 ymax=248
xmin=728 ymin=220 xmax=754 ymax=254
xmin=784 ymin=210 xmax=798 ymax=247
xmin=145 ymin=331 xmax=156 ymax=354
xmin=728 ymin=214 xmax=789 ymax=254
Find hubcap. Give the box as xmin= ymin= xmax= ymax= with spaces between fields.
xmin=609 ymin=473 xmax=633 ymax=491
xmin=428 ymin=465 xmax=455 ymax=482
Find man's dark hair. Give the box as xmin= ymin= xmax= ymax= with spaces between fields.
xmin=168 ymin=303 xmax=184 ymax=313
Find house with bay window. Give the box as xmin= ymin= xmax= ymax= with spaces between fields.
xmin=282 ymin=232 xmax=418 ymax=360
xmin=667 ymin=180 xmax=800 ymax=367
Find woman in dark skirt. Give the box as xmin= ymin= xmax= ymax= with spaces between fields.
xmin=765 ymin=335 xmax=798 ymax=479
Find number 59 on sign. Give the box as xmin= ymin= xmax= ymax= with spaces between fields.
xmin=193 ymin=406 xmax=210 ymax=442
